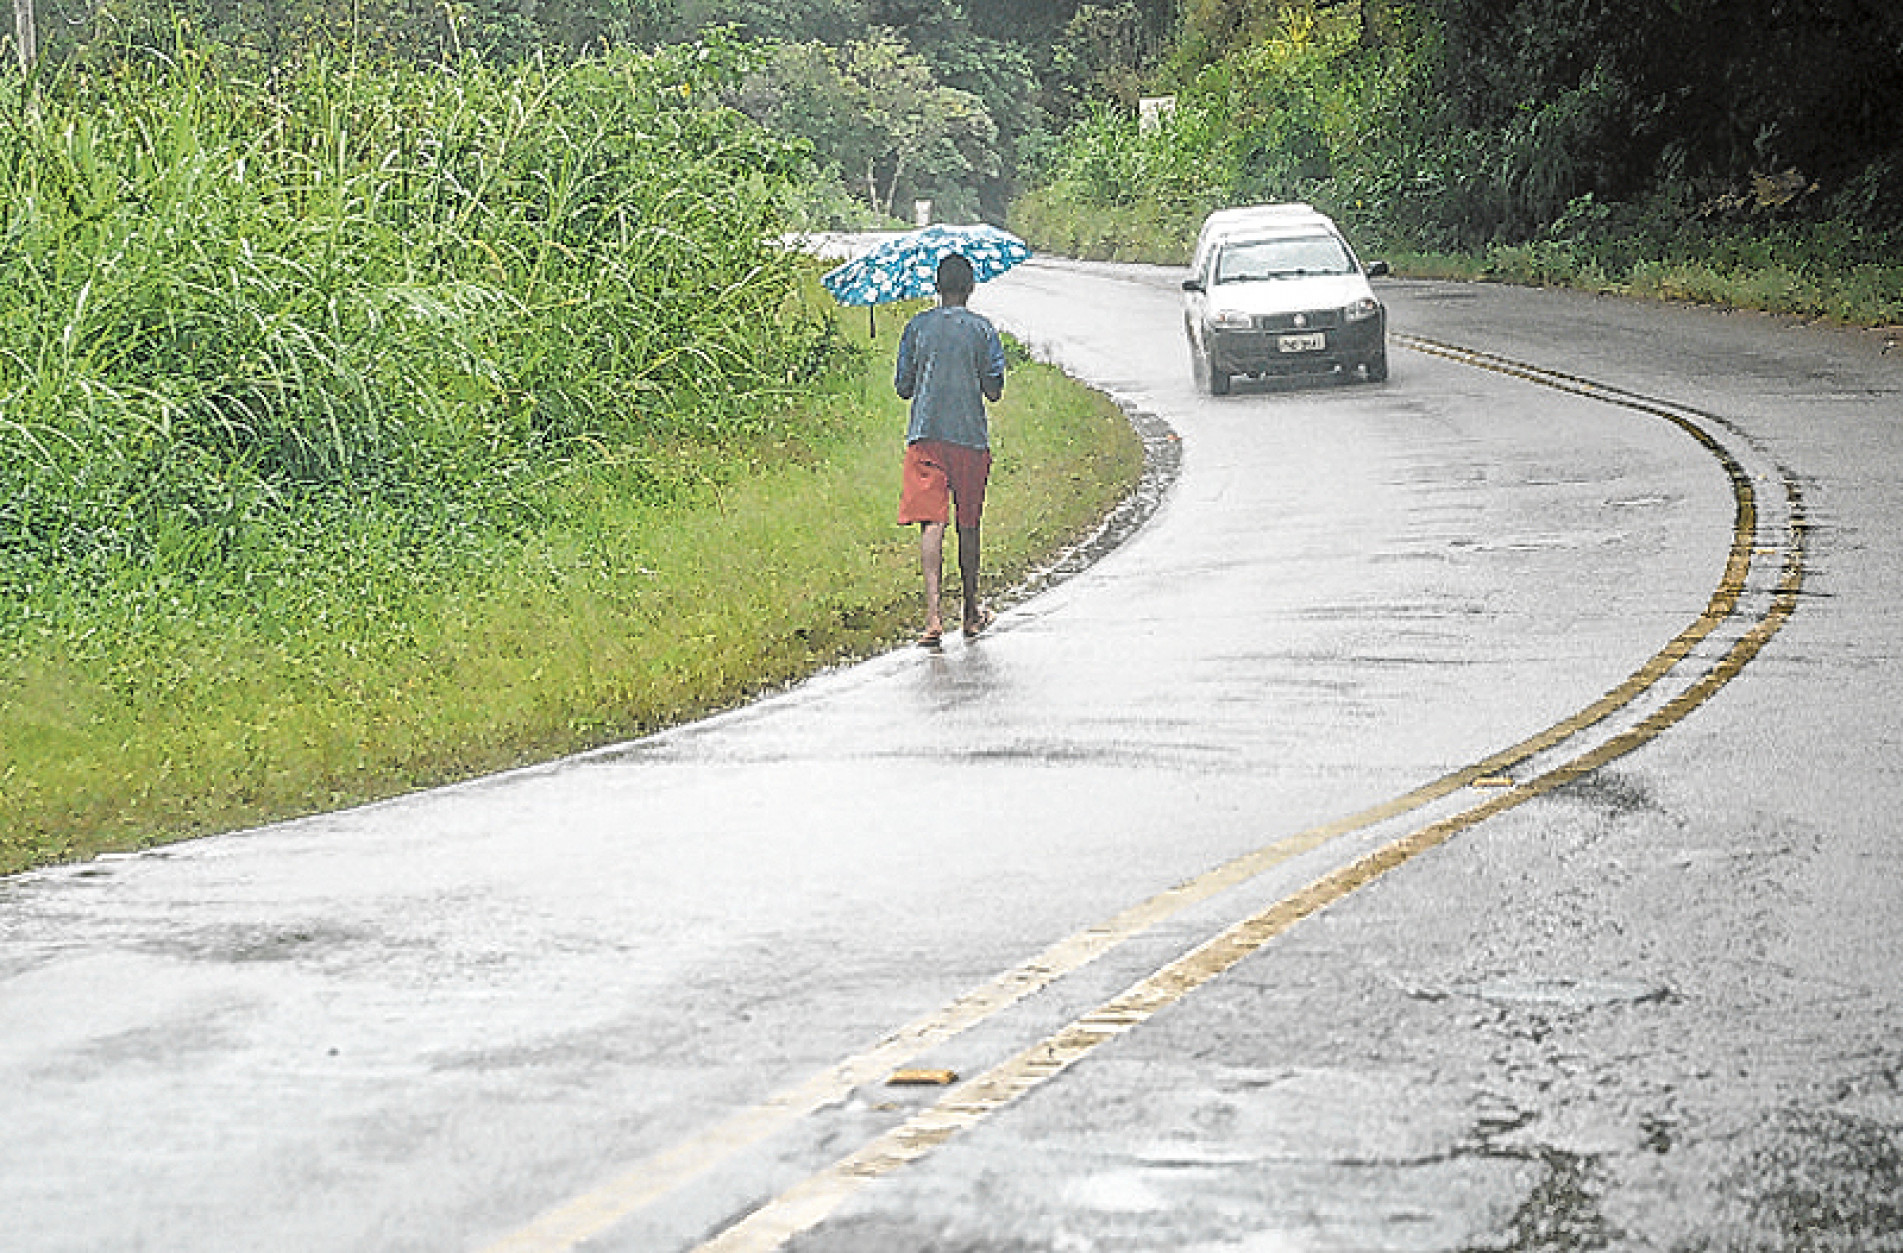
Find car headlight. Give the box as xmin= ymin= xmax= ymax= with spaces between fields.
xmin=1344 ymin=296 xmax=1382 ymax=323
xmin=1210 ymin=309 xmax=1254 ymax=331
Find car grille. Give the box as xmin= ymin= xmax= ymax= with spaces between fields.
xmin=1253 ymin=309 xmax=1342 ymax=331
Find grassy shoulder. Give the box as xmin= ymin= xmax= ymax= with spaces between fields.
xmin=0 ymin=303 xmax=1143 ymax=876
xmin=1385 ymin=236 xmax=1903 ymax=329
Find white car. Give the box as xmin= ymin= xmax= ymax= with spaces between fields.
xmin=1182 ymin=204 xmax=1389 ymax=394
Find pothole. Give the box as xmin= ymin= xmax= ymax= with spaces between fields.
xmin=1449 ymin=978 xmax=1671 ymax=1010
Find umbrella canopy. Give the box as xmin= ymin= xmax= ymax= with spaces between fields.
xmin=821 ymin=223 xmax=1031 ymax=307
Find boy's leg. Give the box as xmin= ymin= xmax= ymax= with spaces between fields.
xmin=919 ymin=521 xmax=947 ymax=641
xmin=957 ymin=524 xmax=985 ymax=633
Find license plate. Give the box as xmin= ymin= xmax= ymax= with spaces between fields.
xmin=1278 ymin=332 xmax=1326 ymax=353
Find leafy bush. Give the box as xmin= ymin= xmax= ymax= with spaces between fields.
xmin=1014 ymin=1 xmax=1903 ymax=325
xmin=0 ymin=42 xmax=846 ymax=625
xmin=1021 ymin=6 xmax=1437 ymax=251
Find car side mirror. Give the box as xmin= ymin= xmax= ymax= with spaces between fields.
xmin=1182 ymin=277 xmax=1205 ymax=292
xmin=1366 ymin=260 xmax=1390 ymax=278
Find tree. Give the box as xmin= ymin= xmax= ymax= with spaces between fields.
xmin=850 ymin=31 xmax=997 ymax=216
xmin=1427 ymin=0 xmax=1903 ymax=221
xmin=734 ymin=29 xmax=999 ymax=220
xmin=1057 ymin=2 xmax=1155 ymax=106
xmin=667 ymin=0 xmax=864 ymax=44
xmin=12 ymin=0 xmax=36 ymax=69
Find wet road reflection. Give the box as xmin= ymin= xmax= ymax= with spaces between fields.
xmin=5 ymin=260 xmax=1901 ymax=1253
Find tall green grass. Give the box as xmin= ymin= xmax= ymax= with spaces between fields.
xmin=0 ymin=47 xmax=1145 ymax=872
xmin=2 ymin=42 xmax=839 ymax=620
xmin=1414 ymin=207 xmax=1903 ymax=327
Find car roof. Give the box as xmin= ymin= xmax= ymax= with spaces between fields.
xmin=1196 ymin=203 xmax=1330 ymax=241
xmin=1214 ymin=224 xmax=1341 ymax=248
xmin=1200 ymin=202 xmax=1319 ymax=224
xmin=1191 ymin=204 xmax=1341 ymax=272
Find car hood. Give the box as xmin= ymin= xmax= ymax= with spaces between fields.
xmin=1202 ymin=273 xmax=1375 ymax=316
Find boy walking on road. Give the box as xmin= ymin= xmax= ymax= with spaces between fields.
xmin=894 ymin=252 xmax=1007 ymax=648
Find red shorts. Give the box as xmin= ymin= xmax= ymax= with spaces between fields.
xmin=898 ymin=440 xmax=992 ymax=529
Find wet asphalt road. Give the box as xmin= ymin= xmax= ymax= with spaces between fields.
xmin=3 ymin=259 xmax=1901 ymax=1253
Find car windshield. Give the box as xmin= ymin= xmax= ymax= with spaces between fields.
xmin=1214 ymin=235 xmax=1354 ymax=283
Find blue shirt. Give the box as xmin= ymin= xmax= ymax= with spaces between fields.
xmin=894 ymin=305 xmax=1006 ymax=451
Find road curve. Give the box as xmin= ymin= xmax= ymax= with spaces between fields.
xmin=3 ymin=260 xmax=1900 ymax=1252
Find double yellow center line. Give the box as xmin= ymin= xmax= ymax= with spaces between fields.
xmin=482 ymin=337 xmax=1806 ymax=1253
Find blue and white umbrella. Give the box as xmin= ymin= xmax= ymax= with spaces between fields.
xmin=821 ymin=223 xmax=1032 ymax=308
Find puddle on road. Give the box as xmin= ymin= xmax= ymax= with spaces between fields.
xmin=138 ymin=920 xmax=376 ymax=965
xmin=1448 ymin=978 xmax=1671 ymax=1010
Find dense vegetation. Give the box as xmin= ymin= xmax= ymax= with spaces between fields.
xmin=0 ymin=43 xmax=814 ymax=861
xmin=1016 ymin=0 xmax=1903 ymax=325
xmin=0 ymin=35 xmax=1142 ymax=871
xmin=17 ymin=0 xmax=1901 ymax=284
xmin=3 ymin=42 xmax=834 ymax=615
xmin=13 ymin=0 xmax=1177 ymax=223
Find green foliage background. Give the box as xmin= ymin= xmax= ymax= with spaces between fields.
xmin=1013 ymin=1 xmax=1903 ymax=325
xmin=2 ymin=42 xmax=838 ymax=623
xmin=11 ymin=0 xmax=1183 ymax=226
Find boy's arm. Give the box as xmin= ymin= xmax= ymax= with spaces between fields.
xmin=981 ymin=327 xmax=1006 ymax=402
xmin=894 ymin=318 xmax=919 ymax=400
